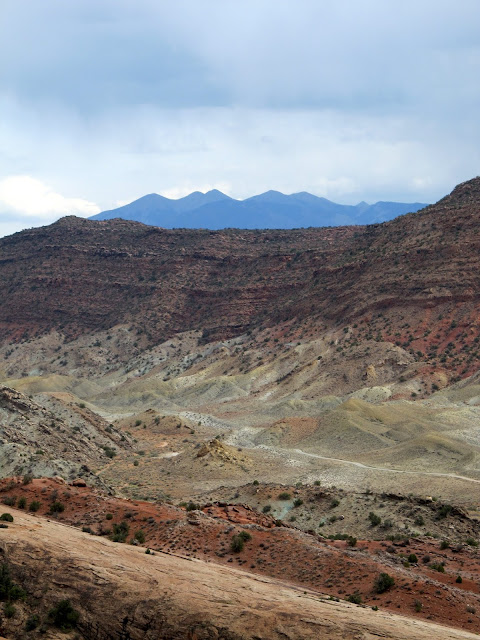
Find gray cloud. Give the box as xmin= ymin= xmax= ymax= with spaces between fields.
xmin=0 ymin=0 xmax=479 ymax=236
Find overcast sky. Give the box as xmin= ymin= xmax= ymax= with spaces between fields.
xmin=1 ymin=0 xmax=480 ymax=237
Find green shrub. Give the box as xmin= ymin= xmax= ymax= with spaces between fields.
xmin=430 ymin=562 xmax=445 ymax=573
xmin=347 ymin=591 xmax=362 ymax=604
xmin=106 ymin=513 xmax=113 ymax=520
xmin=436 ymin=504 xmax=452 ymax=519
xmin=374 ymin=572 xmax=395 ymax=594
xmin=49 ymin=501 xmax=65 ymax=514
xmin=0 ymin=513 xmax=13 ymax=522
xmin=368 ymin=512 xmax=381 ymax=527
xmin=252 ymin=480 xmax=259 ymax=486
xmin=112 ymin=521 xmax=129 ymax=543
xmin=440 ymin=540 xmax=450 ymax=550
xmin=330 ymin=498 xmax=340 ymax=509
xmin=456 ymin=575 xmax=463 ymax=584
xmin=293 ymin=498 xmax=303 ymax=507
xmin=278 ymin=492 xmax=291 ymax=501
xmin=17 ymin=497 xmax=26 ymax=509
xmin=0 ymin=563 xmax=25 ymax=601
xmin=262 ymin=505 xmax=271 ymax=513
xmin=29 ymin=500 xmax=41 ymax=512
xmin=407 ymin=553 xmax=418 ymax=563
xmin=238 ymin=530 xmax=252 ymax=542
xmin=4 ymin=602 xmax=16 ymax=618
xmin=2 ymin=496 xmax=16 ymax=506
xmin=466 ymin=537 xmax=478 ymax=547
xmin=414 ymin=515 xmax=425 ymax=526
xmin=347 ymin=535 xmax=357 ymax=547
xmin=25 ymin=614 xmax=40 ymax=631
xmin=22 ymin=474 xmax=33 ymax=485
xmin=48 ymin=599 xmax=79 ymax=630
xmin=134 ymin=529 xmax=145 ymax=544
xmin=230 ymin=535 xmax=244 ymax=553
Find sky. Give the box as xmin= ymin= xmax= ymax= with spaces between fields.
xmin=1 ymin=0 xmax=480 ymax=237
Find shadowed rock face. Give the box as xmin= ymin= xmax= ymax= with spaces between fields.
xmin=1 ymin=510 xmax=479 ymax=640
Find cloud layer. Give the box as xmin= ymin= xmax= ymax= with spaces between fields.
xmin=1 ymin=0 xmax=479 ymax=236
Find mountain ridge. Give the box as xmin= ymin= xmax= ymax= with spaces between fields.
xmin=91 ymin=189 xmax=428 ymax=229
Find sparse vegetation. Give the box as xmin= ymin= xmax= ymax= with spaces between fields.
xmin=374 ymin=572 xmax=395 ymax=593
xmin=48 ymin=599 xmax=80 ymax=630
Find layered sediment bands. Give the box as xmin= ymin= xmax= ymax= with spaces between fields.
xmin=0 ymin=177 xmax=479 ymax=379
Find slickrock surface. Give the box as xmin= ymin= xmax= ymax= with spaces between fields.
xmin=1 ymin=511 xmax=479 ymax=640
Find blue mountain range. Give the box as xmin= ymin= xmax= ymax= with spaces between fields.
xmin=91 ymin=189 xmax=428 ymax=228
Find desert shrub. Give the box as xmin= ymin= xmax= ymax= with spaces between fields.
xmin=186 ymin=502 xmax=199 ymax=511
xmin=262 ymin=505 xmax=271 ymax=513
xmin=374 ymin=572 xmax=395 ymax=594
xmin=314 ymin=480 xmax=321 ymax=486
xmin=103 ymin=446 xmax=116 ymax=458
xmin=414 ymin=600 xmax=423 ymax=612
xmin=0 ymin=563 xmax=25 ymax=601
xmin=456 ymin=575 xmax=463 ymax=583
xmin=17 ymin=497 xmax=26 ymax=509
xmin=0 ymin=513 xmax=13 ymax=522
xmin=422 ymin=554 xmax=431 ymax=563
xmin=25 ymin=614 xmax=40 ymax=631
xmin=49 ymin=501 xmax=64 ymax=514
xmin=466 ymin=537 xmax=478 ymax=547
xmin=347 ymin=591 xmax=362 ymax=604
xmin=135 ymin=419 xmax=142 ymax=426
xmin=230 ymin=535 xmax=245 ymax=553
xmin=22 ymin=474 xmax=33 ymax=485
xmin=330 ymin=498 xmax=340 ymax=509
xmin=28 ymin=500 xmax=41 ymax=512
xmin=82 ymin=526 xmax=93 ymax=534
xmin=252 ymin=480 xmax=259 ymax=486
xmin=2 ymin=496 xmax=16 ymax=507
xmin=238 ymin=530 xmax=252 ymax=542
xmin=381 ymin=518 xmax=393 ymax=529
xmin=133 ymin=460 xmax=139 ymax=466
xmin=440 ymin=540 xmax=450 ymax=550
xmin=293 ymin=498 xmax=303 ymax=507
xmin=430 ymin=562 xmax=445 ymax=573
xmin=134 ymin=529 xmax=145 ymax=544
xmin=407 ymin=553 xmax=418 ymax=563
xmin=112 ymin=521 xmax=129 ymax=543
xmin=106 ymin=513 xmax=113 ymax=520
xmin=347 ymin=536 xmax=357 ymax=547
xmin=4 ymin=602 xmax=16 ymax=618
xmin=436 ymin=504 xmax=452 ymax=519
xmin=48 ymin=599 xmax=79 ymax=630
xmin=414 ymin=515 xmax=425 ymax=526
xmin=368 ymin=512 xmax=381 ymax=527
xmin=278 ymin=492 xmax=291 ymax=501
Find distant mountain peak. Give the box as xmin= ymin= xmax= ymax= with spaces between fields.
xmin=90 ymin=188 xmax=429 ymax=229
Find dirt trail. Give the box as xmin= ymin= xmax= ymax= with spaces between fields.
xmin=291 ymin=447 xmax=480 ymax=485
